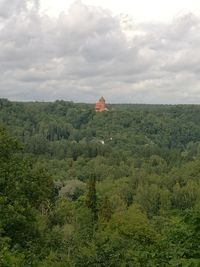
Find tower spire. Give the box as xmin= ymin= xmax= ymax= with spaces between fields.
xmin=95 ymin=96 xmax=108 ymax=112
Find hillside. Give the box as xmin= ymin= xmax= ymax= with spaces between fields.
xmin=1 ymin=99 xmax=200 ymax=266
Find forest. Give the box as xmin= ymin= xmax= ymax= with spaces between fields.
xmin=1 ymin=98 xmax=200 ymax=266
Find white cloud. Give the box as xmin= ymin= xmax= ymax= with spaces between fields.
xmin=1 ymin=0 xmax=200 ymax=103
xmin=41 ymin=0 xmax=200 ymax=22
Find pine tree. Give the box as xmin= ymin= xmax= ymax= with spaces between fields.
xmin=86 ymin=173 xmax=98 ymax=221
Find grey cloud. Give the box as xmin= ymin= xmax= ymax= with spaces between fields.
xmin=0 ymin=0 xmax=26 ymax=18
xmin=1 ymin=0 xmax=200 ymax=103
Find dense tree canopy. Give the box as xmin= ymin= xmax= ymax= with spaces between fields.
xmin=1 ymin=99 xmax=200 ymax=266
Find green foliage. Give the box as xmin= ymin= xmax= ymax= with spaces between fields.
xmin=99 ymin=196 xmax=112 ymax=222
xmin=2 ymin=100 xmax=200 ymax=265
xmin=59 ymin=179 xmax=86 ymax=201
xmin=86 ymin=174 xmax=98 ymax=222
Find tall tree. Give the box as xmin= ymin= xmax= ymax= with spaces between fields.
xmin=86 ymin=173 xmax=98 ymax=221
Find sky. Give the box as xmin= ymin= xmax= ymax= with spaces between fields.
xmin=1 ymin=0 xmax=200 ymax=103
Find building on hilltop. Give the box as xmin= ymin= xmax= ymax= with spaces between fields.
xmin=95 ymin=96 xmax=108 ymax=112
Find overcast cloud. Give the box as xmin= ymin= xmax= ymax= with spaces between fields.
xmin=0 ymin=0 xmax=200 ymax=103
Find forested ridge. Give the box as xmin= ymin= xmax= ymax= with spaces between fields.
xmin=1 ymin=98 xmax=200 ymax=266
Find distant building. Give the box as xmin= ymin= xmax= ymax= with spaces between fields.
xmin=95 ymin=96 xmax=108 ymax=112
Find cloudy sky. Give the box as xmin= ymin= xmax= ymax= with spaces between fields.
xmin=1 ymin=0 xmax=200 ymax=103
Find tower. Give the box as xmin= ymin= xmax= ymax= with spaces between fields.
xmin=95 ymin=96 xmax=108 ymax=112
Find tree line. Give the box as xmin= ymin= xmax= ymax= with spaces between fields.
xmin=1 ymin=99 xmax=200 ymax=266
